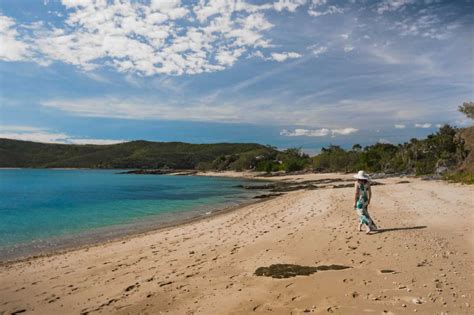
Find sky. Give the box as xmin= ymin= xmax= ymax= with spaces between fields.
xmin=0 ymin=0 xmax=472 ymax=154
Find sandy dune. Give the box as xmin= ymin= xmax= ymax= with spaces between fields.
xmin=0 ymin=175 xmax=473 ymax=314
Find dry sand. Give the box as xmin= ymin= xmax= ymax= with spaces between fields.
xmin=0 ymin=174 xmax=473 ymax=314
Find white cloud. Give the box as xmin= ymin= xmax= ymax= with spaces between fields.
xmin=414 ymin=123 xmax=432 ymax=128
xmin=66 ymin=138 xmax=125 ymax=145
xmin=216 ymin=48 xmax=245 ymax=66
xmin=280 ymin=128 xmax=330 ymax=137
xmin=84 ymin=72 xmax=112 ymax=84
xmin=343 ymin=45 xmax=354 ymax=52
xmin=331 ymin=127 xmax=358 ymax=135
xmin=0 ymin=125 xmax=44 ymax=132
xmin=274 ymin=0 xmax=307 ymax=12
xmin=308 ymin=0 xmax=342 ymax=17
xmin=392 ymin=13 xmax=458 ymax=40
xmin=40 ymin=97 xmax=244 ymax=122
xmin=38 ymin=94 xmax=447 ymax=128
xmin=0 ymin=125 xmax=124 ymax=144
xmin=61 ymin=0 xmax=94 ymax=9
xmin=394 ymin=124 xmax=406 ymax=129
xmin=308 ymin=44 xmax=328 ymax=57
xmin=364 ymin=45 xmax=409 ymax=65
xmin=0 ymin=131 xmax=71 ymax=144
xmin=376 ymin=0 xmax=416 ymax=15
xmin=1 ymin=0 xmax=458 ymax=78
xmin=0 ymin=0 xmax=312 ymax=76
xmin=0 ymin=15 xmax=30 ymax=61
xmin=270 ymin=52 xmax=302 ymax=62
xmin=280 ymin=127 xmax=358 ymax=137
xmin=308 ymin=6 xmax=343 ymax=17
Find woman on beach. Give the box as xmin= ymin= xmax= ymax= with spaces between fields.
xmin=354 ymin=170 xmax=378 ymax=234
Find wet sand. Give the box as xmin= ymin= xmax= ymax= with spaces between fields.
xmin=0 ymin=174 xmax=473 ymax=314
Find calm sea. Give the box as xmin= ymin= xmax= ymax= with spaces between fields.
xmin=0 ymin=169 xmax=263 ymax=260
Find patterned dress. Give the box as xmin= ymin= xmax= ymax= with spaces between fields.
xmin=355 ymin=181 xmax=377 ymax=230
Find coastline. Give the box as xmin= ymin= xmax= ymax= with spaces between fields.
xmin=0 ymin=170 xmax=346 ymax=264
xmin=0 ymin=183 xmax=271 ymax=264
xmin=0 ymin=169 xmax=352 ymax=263
xmin=1 ymin=173 xmax=473 ymax=314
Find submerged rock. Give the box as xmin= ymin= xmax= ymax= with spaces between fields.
xmin=117 ymin=169 xmax=198 ymax=175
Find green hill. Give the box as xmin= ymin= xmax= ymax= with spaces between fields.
xmin=0 ymin=139 xmax=276 ymax=169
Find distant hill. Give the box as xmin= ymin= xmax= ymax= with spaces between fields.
xmin=2 ymin=125 xmax=472 ymax=181
xmin=0 ymin=139 xmax=276 ymax=169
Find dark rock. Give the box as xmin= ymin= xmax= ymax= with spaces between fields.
xmin=253 ymin=193 xmax=284 ymax=199
xmin=124 ymin=283 xmax=138 ymax=292
xmin=316 ymin=264 xmax=352 ymax=271
xmin=159 ymin=281 xmax=174 ymax=287
xmin=333 ymin=184 xmax=354 ymax=189
xmin=241 ymin=184 xmax=276 ymax=190
xmin=118 ymin=169 xmax=173 ymax=175
xmin=379 ymin=269 xmax=396 ymax=274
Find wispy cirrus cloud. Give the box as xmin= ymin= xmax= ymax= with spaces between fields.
xmin=40 ymin=97 xmax=243 ymax=122
xmin=0 ymin=125 xmax=124 ymax=144
xmin=376 ymin=0 xmax=416 ymax=15
xmin=38 ymin=92 xmax=461 ymax=130
xmin=308 ymin=0 xmax=343 ymax=17
xmin=307 ymin=44 xmax=328 ymax=57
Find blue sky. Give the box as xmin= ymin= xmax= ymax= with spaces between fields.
xmin=0 ymin=0 xmax=472 ymax=154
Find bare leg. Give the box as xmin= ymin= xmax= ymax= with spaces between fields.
xmin=358 ymin=222 xmax=363 ymax=231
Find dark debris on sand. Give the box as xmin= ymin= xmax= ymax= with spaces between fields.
xmin=255 ymin=264 xmax=351 ymax=279
xmin=239 ymin=178 xmax=384 ymax=194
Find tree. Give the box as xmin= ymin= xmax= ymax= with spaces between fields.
xmin=352 ymin=144 xmax=362 ymax=151
xmin=458 ymin=101 xmax=474 ymax=119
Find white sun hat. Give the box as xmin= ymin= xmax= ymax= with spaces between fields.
xmin=354 ymin=170 xmax=369 ymax=180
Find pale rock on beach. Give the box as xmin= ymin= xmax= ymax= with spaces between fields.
xmin=0 ymin=173 xmax=473 ymax=314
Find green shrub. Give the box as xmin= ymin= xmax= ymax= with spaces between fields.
xmin=444 ymin=171 xmax=474 ymax=184
xmin=284 ymin=158 xmax=306 ymax=172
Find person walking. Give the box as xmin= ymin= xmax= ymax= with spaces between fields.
xmin=354 ymin=170 xmax=378 ymax=234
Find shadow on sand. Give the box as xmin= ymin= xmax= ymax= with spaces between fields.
xmin=376 ymin=225 xmax=427 ymax=233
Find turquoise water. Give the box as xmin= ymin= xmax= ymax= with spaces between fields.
xmin=0 ymin=169 xmax=261 ymax=257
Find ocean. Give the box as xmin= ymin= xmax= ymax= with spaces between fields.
xmin=0 ymin=169 xmax=264 ymax=260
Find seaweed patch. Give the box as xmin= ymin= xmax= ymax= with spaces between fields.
xmin=255 ymin=264 xmax=351 ymax=279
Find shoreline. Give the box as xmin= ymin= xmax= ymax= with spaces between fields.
xmin=0 ymin=189 xmax=275 ymax=265
xmin=0 ymin=171 xmax=404 ymax=264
